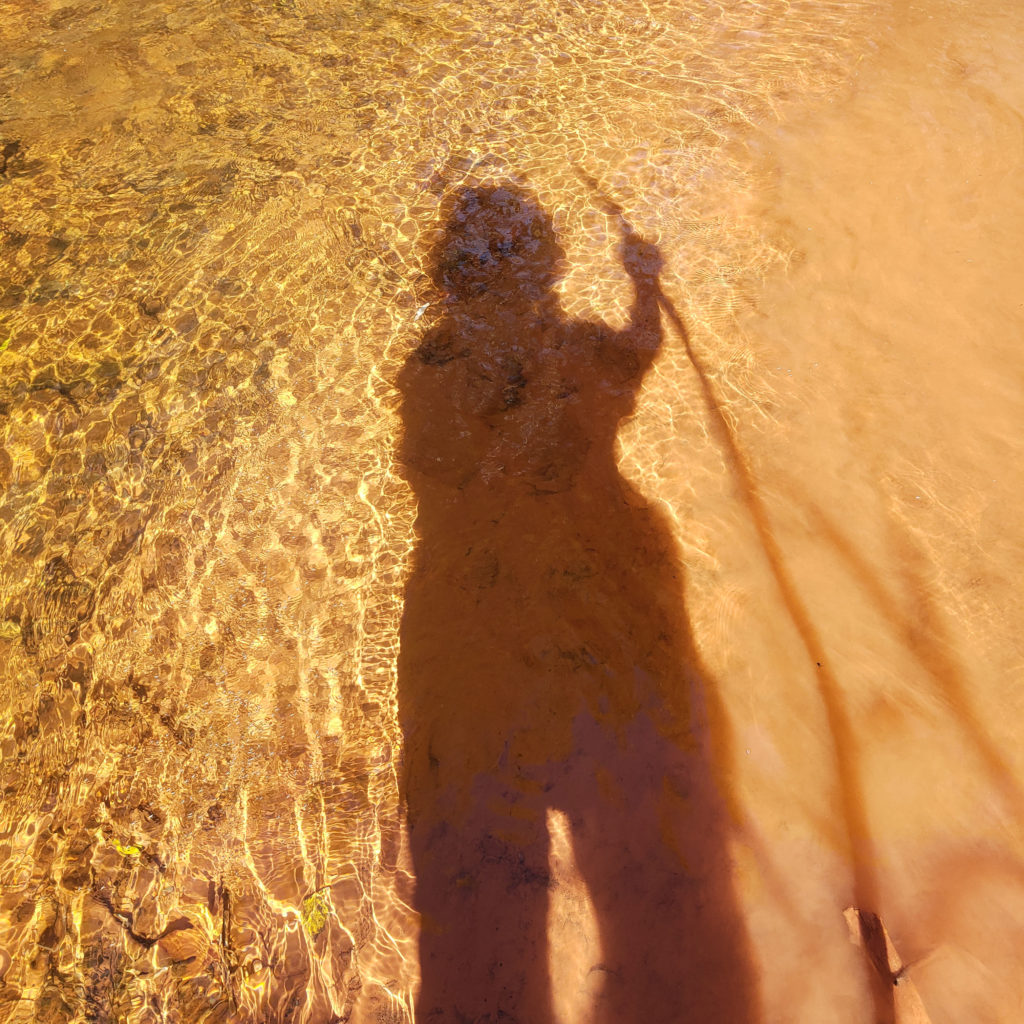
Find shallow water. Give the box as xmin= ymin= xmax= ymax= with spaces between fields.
xmin=1 ymin=0 xmax=1023 ymax=1021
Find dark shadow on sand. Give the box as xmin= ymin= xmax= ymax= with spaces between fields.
xmin=396 ymin=183 xmax=758 ymax=1024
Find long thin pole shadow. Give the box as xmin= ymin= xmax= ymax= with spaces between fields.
xmin=573 ymin=164 xmax=896 ymax=1024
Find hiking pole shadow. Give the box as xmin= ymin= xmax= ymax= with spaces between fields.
xmin=571 ymin=162 xmax=898 ymax=1024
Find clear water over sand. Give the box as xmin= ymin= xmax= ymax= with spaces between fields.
xmin=1 ymin=0 xmax=1023 ymax=1021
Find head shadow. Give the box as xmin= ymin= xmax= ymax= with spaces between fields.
xmin=426 ymin=183 xmax=566 ymax=303
xmin=395 ymin=180 xmax=759 ymax=1024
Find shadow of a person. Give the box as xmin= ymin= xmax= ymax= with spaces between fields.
xmin=397 ymin=183 xmax=758 ymax=1024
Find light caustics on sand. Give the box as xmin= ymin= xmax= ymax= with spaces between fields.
xmin=2 ymin=0 xmax=1024 ymax=1022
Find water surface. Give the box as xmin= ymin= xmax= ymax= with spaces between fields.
xmin=1 ymin=0 xmax=1023 ymax=1021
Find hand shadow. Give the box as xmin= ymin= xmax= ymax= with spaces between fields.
xmin=396 ymin=183 xmax=759 ymax=1024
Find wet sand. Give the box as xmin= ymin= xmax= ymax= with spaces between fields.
xmin=1 ymin=0 xmax=1023 ymax=1021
